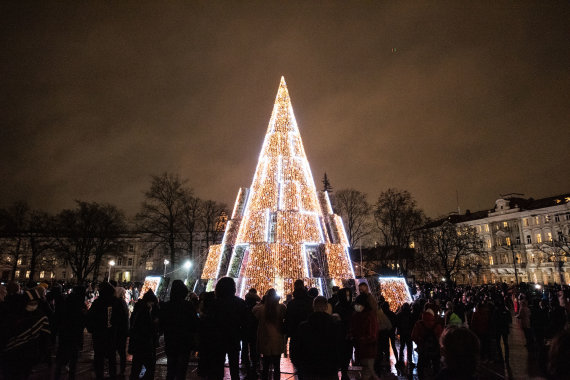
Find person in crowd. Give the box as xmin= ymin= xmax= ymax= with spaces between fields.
xmin=396 ymin=302 xmax=414 ymax=369
xmin=129 ymin=289 xmax=160 ymax=380
xmin=435 ymin=327 xmax=480 ymax=380
xmin=291 ymin=295 xmax=343 ymax=379
xmin=547 ymin=329 xmax=570 ymax=380
xmin=54 ymin=285 xmax=88 ymax=380
xmin=308 ymin=287 xmax=319 ymax=299
xmin=209 ymin=277 xmax=248 ymax=380
xmin=242 ymin=288 xmax=261 ymax=375
xmin=411 ymin=305 xmax=443 ymax=379
xmin=114 ymin=286 xmax=130 ymax=375
xmin=383 ymin=301 xmax=399 ymax=366
xmin=493 ymin=297 xmax=511 ymax=363
xmin=530 ymin=299 xmax=549 ymax=354
xmin=350 ymin=294 xmax=379 ymax=380
xmin=87 ymin=281 xmax=128 ymax=380
xmin=376 ymin=301 xmax=393 ymax=371
xmin=333 ymin=288 xmax=354 ymax=380
xmin=516 ymin=298 xmax=532 ymax=350
xmin=328 ymin=286 xmax=340 ymax=307
xmin=1 ymin=287 xmax=51 ymax=380
xmin=159 ymin=280 xmax=199 ymax=380
xmin=548 ymin=297 xmax=567 ymax=338
xmin=358 ymin=282 xmax=378 ymax=312
xmin=470 ymin=301 xmax=492 ymax=362
xmin=197 ymin=291 xmax=217 ymax=377
xmin=285 ymin=279 xmax=313 ymax=365
xmin=253 ymin=288 xmax=286 ymax=380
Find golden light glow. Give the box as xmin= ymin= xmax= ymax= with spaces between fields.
xmin=378 ymin=277 xmax=413 ymax=312
xmin=201 ymin=77 xmax=354 ymax=296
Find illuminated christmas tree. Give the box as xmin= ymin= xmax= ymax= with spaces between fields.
xmin=201 ymin=77 xmax=355 ymax=297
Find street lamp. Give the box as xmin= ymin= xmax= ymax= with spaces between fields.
xmin=108 ymin=260 xmax=116 ymax=281
xmin=163 ymin=259 xmax=170 ymax=277
xmin=183 ymin=260 xmax=192 ymax=285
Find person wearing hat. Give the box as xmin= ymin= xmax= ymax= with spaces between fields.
xmin=1 ymin=288 xmax=51 ymax=380
xmin=411 ymin=305 xmax=443 ymax=379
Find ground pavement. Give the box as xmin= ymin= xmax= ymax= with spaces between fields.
xmin=26 ymin=319 xmax=547 ymax=380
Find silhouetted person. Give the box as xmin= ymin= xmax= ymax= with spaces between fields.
xmin=435 ymin=327 xmax=480 ymax=380
xmin=159 ymin=280 xmax=199 ymax=380
xmin=333 ymin=288 xmax=354 ymax=380
xmin=350 ymin=294 xmax=379 ymax=380
xmin=210 ymin=277 xmax=248 ymax=380
xmin=291 ymin=296 xmax=343 ymax=379
xmin=547 ymin=329 xmax=570 ymax=380
xmin=54 ymin=286 xmax=87 ymax=380
xmin=129 ymin=289 xmax=160 ymax=380
xmin=87 ymin=281 xmax=127 ymax=380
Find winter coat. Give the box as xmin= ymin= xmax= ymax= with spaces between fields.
xmin=57 ymin=293 xmax=87 ymax=348
xmin=87 ymin=294 xmax=127 ymax=350
xmin=128 ymin=300 xmax=160 ymax=355
xmin=470 ymin=304 xmax=491 ymax=336
xmin=291 ymin=311 xmax=343 ymax=376
xmin=210 ymin=295 xmax=248 ymax=352
xmin=159 ymin=299 xmax=199 ymax=355
xmin=396 ymin=308 xmax=414 ymax=338
xmin=493 ymin=306 xmax=512 ymax=335
xmin=253 ymin=302 xmax=286 ymax=356
xmin=284 ymin=289 xmax=313 ymax=338
xmin=411 ymin=311 xmax=443 ymax=350
xmin=244 ymin=293 xmax=260 ymax=343
xmin=350 ymin=309 xmax=378 ymax=360
xmin=1 ymin=308 xmax=51 ymax=367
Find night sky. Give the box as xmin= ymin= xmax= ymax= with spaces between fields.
xmin=1 ymin=2 xmax=569 ymax=218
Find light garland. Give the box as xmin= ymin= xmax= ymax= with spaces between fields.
xmin=201 ymin=77 xmax=355 ymax=296
xmin=378 ymin=277 xmax=413 ymax=312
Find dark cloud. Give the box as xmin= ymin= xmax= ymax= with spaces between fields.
xmin=1 ymin=2 xmax=569 ymax=218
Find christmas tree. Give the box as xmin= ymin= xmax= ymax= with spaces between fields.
xmin=200 ymin=77 xmax=355 ymax=297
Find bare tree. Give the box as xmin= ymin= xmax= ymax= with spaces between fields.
xmin=0 ymin=203 xmax=53 ymax=281
xmin=334 ymin=188 xmax=372 ymax=248
xmin=136 ymin=172 xmax=189 ymax=267
xmin=181 ymin=192 xmax=202 ymax=260
xmin=0 ymin=202 xmax=29 ymax=280
xmin=52 ymin=201 xmax=126 ymax=283
xmin=373 ymin=189 xmax=424 ymax=275
xmin=416 ymin=221 xmax=483 ymax=282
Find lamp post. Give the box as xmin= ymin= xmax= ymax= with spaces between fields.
xmin=183 ymin=260 xmax=192 ymax=286
xmin=163 ymin=259 xmax=169 ymax=277
xmin=108 ymin=259 xmax=116 ymax=281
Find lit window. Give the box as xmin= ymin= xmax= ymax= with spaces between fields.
xmin=17 ymin=258 xmax=22 ymax=265
xmin=15 ymin=270 xmax=20 ymax=278
xmin=503 ymin=221 xmax=508 ymax=228
xmin=145 ymin=261 xmax=153 ymax=270
xmin=536 ymin=234 xmax=542 ymax=243
xmin=410 ymin=241 xmax=415 ymax=248
xmin=124 ymin=271 xmax=131 ymax=281
xmin=506 ymin=237 xmax=511 ymax=246
xmin=40 ymin=271 xmax=45 ymax=279
xmin=526 ymin=235 xmax=532 ymax=244
xmin=50 ymin=272 xmax=54 ymax=279
xmin=25 ymin=271 xmax=30 ymax=279
xmin=547 ymin=232 xmax=552 ymax=242
xmin=535 ymin=216 xmax=540 ymax=225
xmin=485 ymin=224 xmax=489 ymax=232
xmin=487 ymin=240 xmax=492 ymax=249
xmin=477 ymin=225 xmax=482 ymax=233
xmin=489 ymin=256 xmax=494 ymax=265
xmin=545 ymin=215 xmax=551 ymax=223
xmin=523 ymin=218 xmax=529 ymax=227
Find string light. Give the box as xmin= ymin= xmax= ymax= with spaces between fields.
xmin=378 ymin=277 xmax=413 ymax=312
xmin=201 ymin=77 xmax=355 ymax=296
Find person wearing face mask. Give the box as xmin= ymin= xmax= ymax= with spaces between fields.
xmin=350 ymin=294 xmax=379 ymax=380
xmin=1 ymin=288 xmax=51 ymax=380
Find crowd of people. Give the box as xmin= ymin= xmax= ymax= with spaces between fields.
xmin=0 ymin=277 xmax=569 ymax=380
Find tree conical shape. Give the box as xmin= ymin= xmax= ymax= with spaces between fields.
xmin=201 ymin=77 xmax=355 ymax=297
